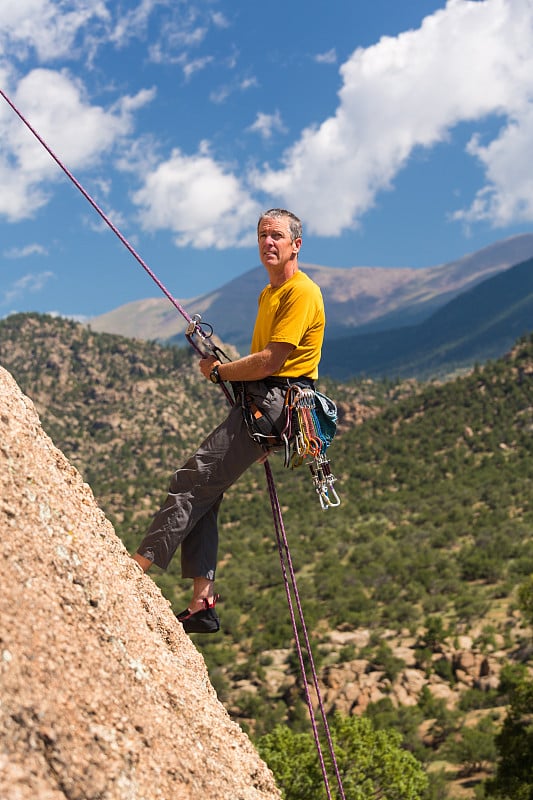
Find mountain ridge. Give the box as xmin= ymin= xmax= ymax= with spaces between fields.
xmin=321 ymin=255 xmax=533 ymax=379
xmin=89 ymin=232 xmax=533 ymax=351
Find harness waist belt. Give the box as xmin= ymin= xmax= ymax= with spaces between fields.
xmin=262 ymin=376 xmax=315 ymax=390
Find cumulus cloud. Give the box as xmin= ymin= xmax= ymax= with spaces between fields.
xmin=132 ymin=143 xmax=260 ymax=248
xmin=0 ymin=69 xmax=155 ymax=221
xmin=251 ymin=0 xmax=533 ymax=235
xmin=0 ymin=0 xmax=110 ymax=62
xmin=3 ymin=0 xmax=533 ymax=253
xmin=453 ymin=104 xmax=533 ymax=226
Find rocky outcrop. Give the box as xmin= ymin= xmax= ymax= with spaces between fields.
xmin=0 ymin=366 xmax=280 ymax=800
xmin=258 ymin=627 xmax=524 ymax=726
xmin=306 ymin=632 xmax=510 ymax=718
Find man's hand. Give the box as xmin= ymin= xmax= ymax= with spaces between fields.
xmin=199 ymin=355 xmax=220 ymax=380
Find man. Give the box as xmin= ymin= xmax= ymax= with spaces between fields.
xmin=132 ymin=208 xmax=325 ymax=634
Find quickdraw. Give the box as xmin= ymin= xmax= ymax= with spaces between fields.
xmin=281 ymin=386 xmax=341 ymax=509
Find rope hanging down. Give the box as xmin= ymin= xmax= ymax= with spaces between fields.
xmin=1 ymin=87 xmax=347 ymax=798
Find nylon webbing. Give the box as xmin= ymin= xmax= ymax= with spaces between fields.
xmin=1 ymin=87 xmax=347 ymax=798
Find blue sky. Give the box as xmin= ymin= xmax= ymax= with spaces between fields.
xmin=1 ymin=0 xmax=533 ymax=320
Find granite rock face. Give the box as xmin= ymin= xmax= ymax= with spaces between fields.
xmin=0 ymin=366 xmax=280 ymax=800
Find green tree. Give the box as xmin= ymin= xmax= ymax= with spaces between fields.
xmin=518 ymin=575 xmax=533 ymax=625
xmin=256 ymin=724 xmax=324 ymax=800
xmin=485 ymin=679 xmax=533 ymax=799
xmin=257 ymin=714 xmax=428 ymax=800
xmin=485 ymin=575 xmax=533 ymax=799
xmin=444 ymin=716 xmax=497 ymax=777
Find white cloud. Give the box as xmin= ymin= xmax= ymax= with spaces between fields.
xmin=3 ymin=0 xmax=533 ymax=253
xmin=211 ymin=11 xmax=230 ymax=29
xmin=111 ymin=0 xmax=163 ymax=47
xmin=1 ymin=270 xmax=55 ymax=306
xmin=0 ymin=0 xmax=110 ymax=62
xmin=251 ymin=0 xmax=533 ymax=235
xmin=83 ymin=205 xmax=128 ymax=235
xmin=4 ymin=243 xmax=48 ymax=258
xmin=132 ymin=144 xmax=260 ymax=248
xmin=210 ymin=76 xmax=258 ymax=104
xmin=247 ymin=111 xmax=287 ymax=140
xmin=0 ymin=0 xmax=217 ymax=70
xmin=240 ymin=77 xmax=258 ymax=91
xmin=315 ymin=49 xmax=337 ymax=65
xmin=453 ymin=104 xmax=533 ymax=226
xmin=210 ymin=85 xmax=231 ymax=104
xmin=143 ymin=5 xmax=222 ymax=64
xmin=181 ymin=54 xmax=214 ymax=80
xmin=0 ymin=69 xmax=155 ymax=221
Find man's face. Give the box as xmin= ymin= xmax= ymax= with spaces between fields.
xmin=257 ymin=216 xmax=301 ymax=271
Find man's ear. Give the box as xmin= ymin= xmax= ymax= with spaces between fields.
xmin=292 ymin=237 xmax=302 ymax=255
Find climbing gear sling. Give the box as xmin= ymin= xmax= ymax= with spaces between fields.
xmin=241 ymin=377 xmax=341 ymax=509
xmin=0 ymin=87 xmax=347 ymax=800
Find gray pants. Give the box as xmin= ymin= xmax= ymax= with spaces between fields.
xmin=136 ymin=381 xmax=287 ymax=579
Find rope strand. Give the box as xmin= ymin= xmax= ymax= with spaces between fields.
xmin=0 ymin=87 xmax=235 ymax=406
xmin=264 ymin=461 xmax=347 ymax=800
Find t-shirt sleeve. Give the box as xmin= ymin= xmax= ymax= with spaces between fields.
xmin=269 ymin=283 xmax=320 ymax=346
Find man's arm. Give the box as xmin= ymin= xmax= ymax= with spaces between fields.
xmin=199 ymin=341 xmax=294 ymax=382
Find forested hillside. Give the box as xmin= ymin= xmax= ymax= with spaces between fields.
xmin=321 ymin=255 xmax=533 ymax=380
xmin=1 ymin=312 xmax=532 ymax=798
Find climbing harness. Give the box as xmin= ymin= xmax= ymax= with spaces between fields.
xmin=1 ymin=87 xmax=347 ymax=799
xmin=242 ymin=380 xmax=341 ymax=509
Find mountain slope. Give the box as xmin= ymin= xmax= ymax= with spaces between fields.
xmin=89 ymin=233 xmax=533 ymax=350
xmin=321 ymin=255 xmax=533 ymax=379
xmin=1 ymin=313 xmax=533 ymax=799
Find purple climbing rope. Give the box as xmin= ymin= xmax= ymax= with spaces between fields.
xmin=0 ymin=87 xmax=235 ymax=406
xmin=0 ymin=89 xmax=189 ymax=323
xmin=264 ymin=460 xmax=346 ymax=800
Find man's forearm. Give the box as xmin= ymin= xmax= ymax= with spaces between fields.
xmin=200 ymin=342 xmax=294 ymax=383
xmin=217 ymin=351 xmax=275 ymax=382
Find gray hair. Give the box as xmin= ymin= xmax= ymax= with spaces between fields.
xmin=257 ymin=208 xmax=302 ymax=242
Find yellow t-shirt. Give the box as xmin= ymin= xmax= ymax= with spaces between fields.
xmin=251 ymin=270 xmax=325 ymax=379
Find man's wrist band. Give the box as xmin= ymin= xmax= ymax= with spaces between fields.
xmin=209 ymin=365 xmax=222 ymax=384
